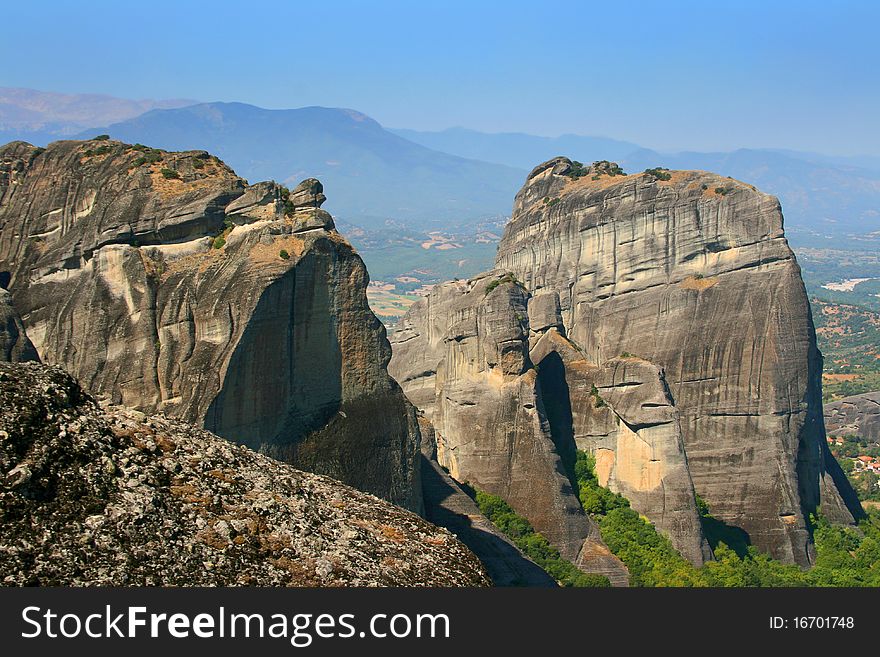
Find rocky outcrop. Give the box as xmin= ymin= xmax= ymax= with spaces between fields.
xmin=493 ymin=157 xmax=863 ymax=565
xmin=825 ymin=392 xmax=880 ymax=442
xmin=529 ymin=326 xmax=711 ymax=565
xmin=421 ymin=456 xmax=556 ymax=587
xmin=390 ymin=272 xmax=629 ymax=584
xmin=0 ymin=288 xmax=38 ymax=362
xmin=391 ymin=157 xmax=863 ymax=570
xmin=0 ymin=139 xmax=421 ymax=511
xmin=0 ymin=362 xmax=489 ymax=586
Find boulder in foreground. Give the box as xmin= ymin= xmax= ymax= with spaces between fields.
xmin=0 ymin=362 xmax=489 ymax=587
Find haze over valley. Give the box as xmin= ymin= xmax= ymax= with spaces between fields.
xmin=2 ymin=0 xmax=879 ymax=591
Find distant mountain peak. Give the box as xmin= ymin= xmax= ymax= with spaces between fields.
xmin=0 ymin=86 xmax=196 ymax=132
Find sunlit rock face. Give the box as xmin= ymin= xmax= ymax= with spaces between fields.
xmin=0 ymin=139 xmax=422 ymax=512
xmin=493 ymin=157 xmax=862 ymax=566
xmin=390 ymin=272 xmax=630 ymax=585
xmin=391 ymin=157 xmax=862 ymax=571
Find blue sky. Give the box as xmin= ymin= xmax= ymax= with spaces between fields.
xmin=2 ymin=0 xmax=877 ymax=155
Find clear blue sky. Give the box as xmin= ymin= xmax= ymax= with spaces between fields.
xmin=2 ymin=0 xmax=877 ymax=155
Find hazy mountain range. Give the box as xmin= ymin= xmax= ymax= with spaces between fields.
xmin=398 ymin=128 xmax=880 ymax=245
xmin=73 ymin=102 xmax=524 ymax=225
xmin=0 ymin=87 xmax=195 ymax=145
xmin=1 ymin=88 xmax=878 ymax=244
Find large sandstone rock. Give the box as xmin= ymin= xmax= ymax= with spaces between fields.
xmin=529 ymin=328 xmax=711 ymax=565
xmin=0 ymin=139 xmax=421 ymax=512
xmin=390 ymin=272 xmax=629 ymax=584
xmin=494 ymin=157 xmax=863 ymax=565
xmin=825 ymin=392 xmax=880 ymax=442
xmin=0 ymin=362 xmax=489 ymax=586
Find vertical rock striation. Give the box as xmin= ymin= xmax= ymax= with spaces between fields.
xmin=391 ymin=157 xmax=862 ymax=569
xmin=493 ymin=157 xmax=863 ymax=565
xmin=390 ymin=272 xmax=630 ymax=584
xmin=0 ymin=139 xmax=422 ymax=511
xmin=529 ymin=324 xmax=712 ymax=566
xmin=0 ymin=288 xmax=38 ymax=362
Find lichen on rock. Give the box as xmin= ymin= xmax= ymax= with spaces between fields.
xmin=0 ymin=362 xmax=489 ymax=587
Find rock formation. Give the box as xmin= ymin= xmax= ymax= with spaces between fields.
xmin=390 ymin=272 xmax=630 ymax=584
xmin=0 ymin=139 xmax=421 ymax=512
xmin=825 ymin=392 xmax=880 ymax=443
xmin=494 ymin=157 xmax=862 ymax=565
xmin=0 ymin=288 xmax=38 ymax=362
xmin=391 ymin=157 xmax=863 ymax=570
xmin=0 ymin=362 xmax=489 ymax=586
xmin=418 ymin=419 xmax=557 ymax=586
xmin=528 ymin=325 xmax=712 ymax=566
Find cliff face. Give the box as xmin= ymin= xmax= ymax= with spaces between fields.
xmin=493 ymin=157 xmax=862 ymax=565
xmin=0 ymin=362 xmax=488 ymax=586
xmin=390 ymin=272 xmax=630 ymax=585
xmin=391 ymin=157 xmax=863 ymax=570
xmin=0 ymin=139 xmax=421 ymax=511
xmin=0 ymin=288 xmax=38 ymax=362
xmin=528 ymin=324 xmax=712 ymax=565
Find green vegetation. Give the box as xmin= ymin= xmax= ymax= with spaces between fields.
xmin=589 ymin=384 xmax=606 ymax=408
xmin=807 ymin=295 xmax=880 ymax=401
xmin=644 ymin=167 xmax=672 ymax=181
xmin=209 ymin=219 xmax=234 ymax=251
xmin=471 ymin=488 xmax=610 ymax=587
xmin=279 ymin=249 xmax=290 ymax=260
xmin=83 ymin=144 xmax=112 ymax=157
xmin=192 ymin=158 xmax=205 ymax=169
xmin=715 ymin=186 xmax=730 ymax=195
xmin=829 ymin=434 xmax=880 ymax=503
xmin=575 ymin=451 xmax=626 ymax=515
xmin=833 ymin=434 xmax=880 ymax=460
xmin=485 ymin=272 xmax=521 ymax=295
xmin=160 ymin=168 xmax=180 ymax=179
xmin=279 ymin=185 xmax=296 ymax=216
xmin=566 ymin=160 xmax=590 ymax=178
xmin=845 ymin=465 xmax=880 ymax=503
xmin=824 ymin=372 xmax=880 ymax=401
xmin=565 ymin=160 xmax=625 ymax=180
xmin=130 ymin=147 xmax=164 ymax=168
xmin=93 ymin=134 xmax=110 ymax=141
xmin=543 ymin=197 xmax=560 ymax=207
xmin=575 ymin=449 xmax=880 ymax=586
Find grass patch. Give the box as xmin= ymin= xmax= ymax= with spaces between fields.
xmin=468 ymin=485 xmax=610 ymax=587
xmin=485 ymin=273 xmax=521 ymax=295
xmin=575 ymin=449 xmax=880 ymax=586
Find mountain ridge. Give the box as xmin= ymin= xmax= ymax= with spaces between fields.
xmin=0 ymin=87 xmax=875 ymax=243
xmin=0 ymin=86 xmax=196 ymax=144
xmin=71 ymin=102 xmax=526 ymax=227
